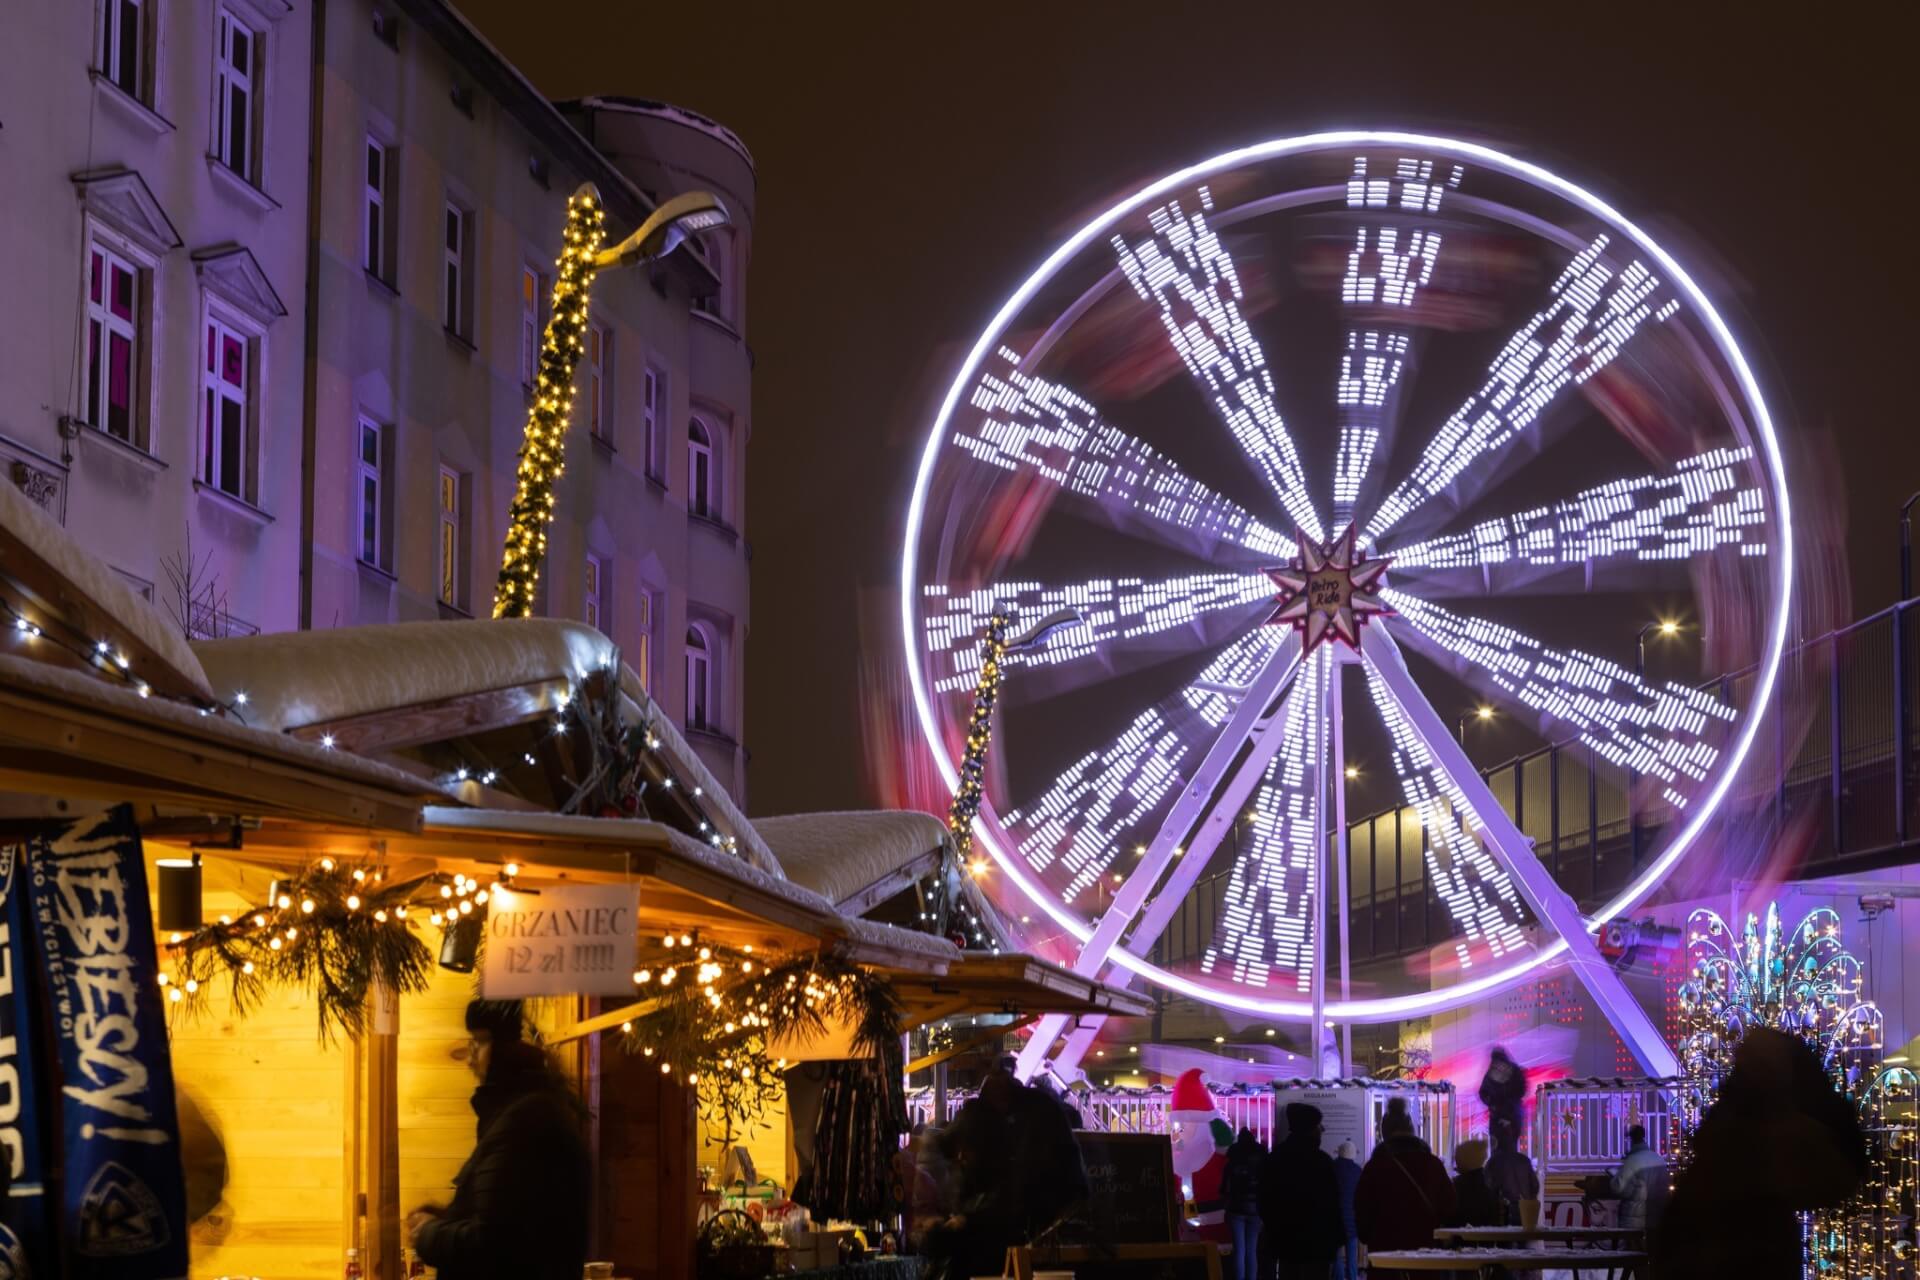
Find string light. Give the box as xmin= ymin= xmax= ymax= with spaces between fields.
xmin=493 ymin=189 xmax=607 ymax=617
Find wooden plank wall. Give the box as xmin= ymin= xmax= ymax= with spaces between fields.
xmin=165 ymin=856 xmax=350 ymax=1280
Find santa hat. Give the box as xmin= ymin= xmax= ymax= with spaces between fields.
xmin=1169 ymin=1069 xmax=1215 ymax=1115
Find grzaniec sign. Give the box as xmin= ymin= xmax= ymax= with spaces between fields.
xmin=481 ymin=883 xmax=638 ymax=998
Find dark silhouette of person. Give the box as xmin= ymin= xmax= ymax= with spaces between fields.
xmin=1449 ymin=1139 xmax=1501 ymax=1226
xmin=1655 ymin=1027 xmax=1867 ymax=1280
xmin=1477 ymin=1047 xmax=1528 ymax=1139
xmin=1355 ymin=1098 xmax=1455 ymax=1280
xmin=928 ymin=1067 xmax=1087 ymax=1278
xmin=1222 ymin=1126 xmax=1265 ymax=1280
xmin=1257 ymin=1103 xmax=1343 ymax=1280
xmin=407 ymin=1002 xmax=590 ymax=1280
xmin=1485 ymin=1115 xmax=1539 ymax=1225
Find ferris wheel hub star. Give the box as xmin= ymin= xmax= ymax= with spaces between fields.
xmin=1264 ymin=523 xmax=1393 ymax=654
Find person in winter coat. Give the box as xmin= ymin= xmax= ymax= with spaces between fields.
xmin=1477 ymin=1047 xmax=1528 ymax=1140
xmin=1257 ymin=1103 xmax=1344 ymax=1280
xmin=1449 ymin=1139 xmax=1501 ymax=1226
xmin=408 ymin=1002 xmax=590 ymax=1280
xmin=1609 ymin=1124 xmax=1666 ymax=1231
xmin=1222 ymin=1127 xmax=1265 ymax=1280
xmin=1485 ymin=1116 xmax=1539 ymax=1226
xmin=1655 ymin=1027 xmax=1867 ymax=1280
xmin=1333 ymin=1141 xmax=1363 ymax=1280
xmin=1354 ymin=1098 xmax=1455 ymax=1280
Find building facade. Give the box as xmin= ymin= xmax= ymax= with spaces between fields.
xmin=1 ymin=0 xmax=314 ymax=637
xmin=0 ymin=0 xmax=755 ymax=797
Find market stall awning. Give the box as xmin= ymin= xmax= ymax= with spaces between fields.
xmin=888 ymin=953 xmax=1156 ymax=1029
xmin=0 ymin=652 xmax=439 ymax=830
xmin=755 ymin=810 xmax=949 ymax=914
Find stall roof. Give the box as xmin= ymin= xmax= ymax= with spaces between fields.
xmin=193 ymin=618 xmax=783 ymax=875
xmin=0 ymin=650 xmax=440 ymax=830
xmin=888 ymin=953 xmax=1155 ymax=1029
xmin=755 ymin=810 xmax=949 ymax=914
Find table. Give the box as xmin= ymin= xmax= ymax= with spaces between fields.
xmin=1433 ymin=1226 xmax=1646 ymax=1248
xmin=1368 ymin=1248 xmax=1647 ymax=1279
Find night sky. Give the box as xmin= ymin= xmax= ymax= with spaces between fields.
xmin=458 ymin=2 xmax=1919 ymax=818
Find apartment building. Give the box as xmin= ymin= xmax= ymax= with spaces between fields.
xmin=0 ymin=0 xmax=756 ymax=797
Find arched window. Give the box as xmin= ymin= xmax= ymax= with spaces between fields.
xmin=688 ymin=416 xmax=713 ymax=519
xmin=685 ymin=624 xmax=711 ymax=729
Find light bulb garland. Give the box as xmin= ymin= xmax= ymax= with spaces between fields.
xmin=1677 ymin=902 xmax=1917 ymax=1276
xmin=943 ymin=605 xmax=1011 ymax=864
xmin=493 ymin=189 xmax=607 ymax=619
xmin=163 ymin=858 xmax=519 ymax=1040
xmin=614 ymin=936 xmax=907 ymax=1150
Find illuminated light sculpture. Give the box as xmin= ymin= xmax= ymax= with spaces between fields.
xmin=899 ymin=132 xmax=1793 ymax=1081
xmin=1678 ymin=904 xmax=1918 ymax=1276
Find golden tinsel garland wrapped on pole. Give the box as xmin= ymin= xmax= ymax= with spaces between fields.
xmin=493 ymin=187 xmax=606 ymax=618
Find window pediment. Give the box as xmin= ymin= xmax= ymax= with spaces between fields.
xmin=72 ymin=168 xmax=182 ymax=258
xmin=191 ymin=244 xmax=287 ymax=325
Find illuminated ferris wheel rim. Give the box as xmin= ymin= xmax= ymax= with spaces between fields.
xmin=899 ymin=130 xmax=1794 ymax=1021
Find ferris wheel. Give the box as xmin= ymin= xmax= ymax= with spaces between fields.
xmin=899 ymin=133 xmax=1792 ymax=1080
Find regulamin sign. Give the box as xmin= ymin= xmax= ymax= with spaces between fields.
xmin=480 ymin=883 xmax=638 ymax=999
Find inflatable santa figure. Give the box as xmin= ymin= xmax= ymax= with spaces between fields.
xmin=1168 ymin=1069 xmax=1232 ymax=1243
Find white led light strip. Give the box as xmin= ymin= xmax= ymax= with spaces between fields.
xmin=1364 ymin=661 xmax=1530 ymax=968
xmin=1000 ymin=630 xmax=1279 ymax=905
xmin=1114 ymin=188 xmax=1323 ymax=543
xmin=1390 ymin=446 xmax=1767 ymax=573
xmin=922 ymin=571 xmax=1272 ymax=694
xmin=1384 ymin=591 xmax=1736 ymax=796
xmin=1367 ymin=235 xmax=1679 ymax=544
xmin=955 ymin=347 xmax=1293 ymax=560
xmin=1201 ymin=659 xmax=1322 ymax=990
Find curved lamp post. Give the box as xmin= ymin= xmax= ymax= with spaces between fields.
xmin=493 ymin=185 xmax=732 ymax=618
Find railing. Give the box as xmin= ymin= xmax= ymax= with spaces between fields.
xmin=1151 ymin=600 xmax=1920 ymax=970
xmin=1533 ymin=1078 xmax=1682 ymax=1179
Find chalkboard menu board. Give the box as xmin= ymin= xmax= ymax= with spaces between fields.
xmin=1055 ymin=1132 xmax=1180 ymax=1245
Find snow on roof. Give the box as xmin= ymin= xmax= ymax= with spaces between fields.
xmin=192 ymin=618 xmax=779 ymax=875
xmin=0 ymin=478 xmax=212 ymax=701
xmin=755 ymin=810 xmax=949 ymax=908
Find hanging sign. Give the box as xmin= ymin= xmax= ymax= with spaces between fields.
xmin=0 ymin=838 xmax=51 ymax=1280
xmin=481 ymin=883 xmax=638 ymax=998
xmin=25 ymin=806 xmax=187 ymax=1280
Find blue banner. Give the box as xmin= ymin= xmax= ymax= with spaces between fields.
xmin=26 ymin=807 xmax=186 ymax=1280
xmin=0 ymin=839 xmax=50 ymax=1279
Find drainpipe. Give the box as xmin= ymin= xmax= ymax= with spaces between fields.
xmin=297 ymin=0 xmax=328 ymax=630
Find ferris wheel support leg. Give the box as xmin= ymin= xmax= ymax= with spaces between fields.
xmin=1014 ymin=635 xmax=1306 ymax=1082
xmin=1362 ymin=624 xmax=1680 ymax=1079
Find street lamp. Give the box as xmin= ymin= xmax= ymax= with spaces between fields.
xmin=1636 ymin=619 xmax=1683 ymax=681
xmin=493 ymin=184 xmax=732 ymax=618
xmin=1458 ymin=704 xmax=1494 ymax=745
xmin=593 ymin=190 xmax=731 ymax=270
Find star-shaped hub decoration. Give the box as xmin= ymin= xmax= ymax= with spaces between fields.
xmin=1265 ymin=524 xmax=1393 ymax=654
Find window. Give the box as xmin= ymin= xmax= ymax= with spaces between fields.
xmin=214 ymin=9 xmax=263 ymax=184
xmin=200 ymin=314 xmax=254 ymax=499
xmin=688 ymin=416 xmax=713 ymax=518
xmin=685 ymin=625 xmax=711 ymax=729
xmin=442 ymin=202 xmax=471 ymax=337
xmin=99 ymin=0 xmax=149 ymax=101
xmin=635 ymin=591 xmax=654 ymax=693
xmin=364 ymin=137 xmax=394 ymax=281
xmin=437 ymin=466 xmax=462 ymax=606
xmin=584 ymin=554 xmax=603 ymax=631
xmin=642 ymin=366 xmax=664 ymax=479
xmin=84 ymin=239 xmax=146 ymax=446
xmin=587 ymin=323 xmax=610 ymax=441
xmin=356 ymin=418 xmax=384 ymax=565
xmin=692 ymin=236 xmax=726 ymax=321
xmin=519 ymin=267 xmax=542 ymax=386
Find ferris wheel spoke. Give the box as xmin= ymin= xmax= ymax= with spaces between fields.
xmin=1365 ymin=234 xmax=1683 ymax=545
xmin=1361 ymin=624 xmax=1680 ymax=1077
xmin=1114 ymin=188 xmax=1324 ymax=542
xmin=997 ymin=629 xmax=1284 ymax=909
xmin=954 ymin=347 xmax=1294 ymax=562
xmin=1388 ymin=445 xmax=1769 ymax=589
xmin=1382 ymin=590 xmax=1738 ymax=804
xmin=1198 ymin=653 xmax=1327 ymax=991
xmin=1013 ymin=631 xmax=1304 ymax=1081
xmin=922 ymin=571 xmax=1273 ymax=695
xmin=1334 ymin=156 xmax=1459 ymax=523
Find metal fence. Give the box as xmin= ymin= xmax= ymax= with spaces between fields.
xmin=1150 ymin=600 xmax=1920 ymax=970
xmin=1532 ymin=1078 xmax=1682 ymax=1181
